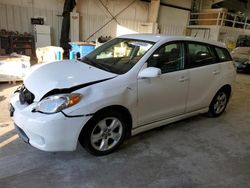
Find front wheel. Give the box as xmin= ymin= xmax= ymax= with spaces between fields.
xmin=79 ymin=111 xmax=127 ymax=156
xmin=208 ymin=90 xmax=229 ymax=117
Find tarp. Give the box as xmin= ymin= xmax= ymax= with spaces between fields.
xmin=0 ymin=54 xmax=30 ymax=82
xmin=60 ymin=0 xmax=76 ymax=54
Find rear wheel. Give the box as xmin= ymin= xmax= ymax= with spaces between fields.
xmin=208 ymin=89 xmax=229 ymax=117
xmin=79 ymin=111 xmax=126 ymax=156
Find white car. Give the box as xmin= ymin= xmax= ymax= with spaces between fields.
xmin=10 ymin=34 xmax=236 ymax=155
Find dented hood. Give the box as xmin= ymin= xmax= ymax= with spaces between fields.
xmin=24 ymin=60 xmax=117 ymax=101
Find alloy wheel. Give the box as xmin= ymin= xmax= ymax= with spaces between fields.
xmin=90 ymin=117 xmax=123 ymax=151
xmin=213 ymin=92 xmax=227 ymax=114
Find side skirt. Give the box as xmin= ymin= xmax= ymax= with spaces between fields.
xmin=131 ymin=108 xmax=208 ymax=136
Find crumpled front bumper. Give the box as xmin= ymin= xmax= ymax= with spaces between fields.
xmin=10 ymin=93 xmax=91 ymax=151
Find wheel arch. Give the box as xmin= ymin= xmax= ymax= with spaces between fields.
xmin=78 ymin=105 xmax=133 ymax=140
xmin=218 ymin=84 xmax=232 ymax=98
xmin=211 ymin=84 xmax=232 ymax=105
xmin=207 ymin=84 xmax=232 ymax=117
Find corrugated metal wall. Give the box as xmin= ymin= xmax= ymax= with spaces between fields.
xmin=0 ymin=3 xmax=62 ymax=46
xmin=0 ymin=2 xmax=148 ymax=44
xmin=0 ymin=1 xmax=188 ymax=46
xmin=76 ymin=0 xmax=149 ymax=22
xmin=77 ymin=0 xmax=149 ymax=41
xmin=79 ymin=16 xmax=187 ymax=41
xmin=157 ymin=0 xmax=191 ymax=37
xmin=159 ymin=24 xmax=186 ymax=36
xmin=79 ymin=13 xmax=146 ymax=41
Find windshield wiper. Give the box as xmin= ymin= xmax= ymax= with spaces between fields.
xmin=93 ymin=61 xmax=112 ymax=72
xmin=81 ymin=57 xmax=112 ymax=72
xmin=80 ymin=56 xmax=95 ymax=66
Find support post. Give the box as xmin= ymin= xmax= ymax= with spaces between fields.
xmin=148 ymin=0 xmax=160 ymax=23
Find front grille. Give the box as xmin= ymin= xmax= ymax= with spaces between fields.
xmin=19 ymin=85 xmax=35 ymax=105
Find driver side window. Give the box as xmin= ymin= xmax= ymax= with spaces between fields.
xmin=147 ymin=43 xmax=184 ymax=74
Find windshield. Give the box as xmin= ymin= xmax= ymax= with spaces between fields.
xmin=81 ymin=38 xmax=154 ymax=74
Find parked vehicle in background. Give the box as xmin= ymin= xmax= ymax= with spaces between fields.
xmin=10 ymin=34 xmax=236 ymax=156
xmin=231 ymin=35 xmax=250 ymax=73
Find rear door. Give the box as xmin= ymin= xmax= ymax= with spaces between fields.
xmin=185 ymin=42 xmax=221 ymax=112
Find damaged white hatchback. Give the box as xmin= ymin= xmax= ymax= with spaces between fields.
xmin=10 ymin=34 xmax=236 ymax=155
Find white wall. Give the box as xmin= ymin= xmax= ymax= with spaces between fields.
xmin=158 ymin=0 xmax=191 ymax=26
xmin=76 ymin=0 xmax=148 ymax=21
xmin=0 ymin=0 xmax=64 ymax=11
xmin=76 ymin=0 xmax=149 ymax=41
xmin=158 ymin=0 xmax=192 ymax=36
xmin=0 ymin=1 xmax=63 ymax=46
xmin=189 ymin=25 xmax=221 ymax=41
xmin=0 ymin=0 xmax=149 ymax=44
xmin=158 ymin=6 xmax=190 ymax=26
xmin=0 ymin=0 xmax=195 ymax=45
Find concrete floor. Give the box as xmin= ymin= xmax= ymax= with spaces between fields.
xmin=0 ymin=74 xmax=250 ymax=188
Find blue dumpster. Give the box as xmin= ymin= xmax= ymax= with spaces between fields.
xmin=69 ymin=42 xmax=95 ymax=58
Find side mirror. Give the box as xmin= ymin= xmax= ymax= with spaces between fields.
xmin=138 ymin=67 xmax=161 ymax=79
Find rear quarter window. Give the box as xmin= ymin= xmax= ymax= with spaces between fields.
xmin=215 ymin=47 xmax=232 ymax=62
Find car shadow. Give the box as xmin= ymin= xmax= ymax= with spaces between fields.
xmin=237 ymin=71 xmax=250 ymax=75
xmin=0 ymin=113 xmax=220 ymax=159
xmin=121 ymin=114 xmax=210 ymax=151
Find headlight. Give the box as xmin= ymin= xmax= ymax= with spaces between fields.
xmin=34 ymin=93 xmax=82 ymax=114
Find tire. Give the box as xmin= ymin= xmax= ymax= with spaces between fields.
xmin=208 ymin=89 xmax=229 ymax=117
xmin=79 ymin=110 xmax=127 ymax=156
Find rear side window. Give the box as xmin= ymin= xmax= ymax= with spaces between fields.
xmin=187 ymin=43 xmax=216 ymax=68
xmin=215 ymin=47 xmax=232 ymax=62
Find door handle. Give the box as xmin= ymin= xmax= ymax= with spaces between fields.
xmin=212 ymin=70 xmax=220 ymax=75
xmin=178 ymin=76 xmax=189 ymax=82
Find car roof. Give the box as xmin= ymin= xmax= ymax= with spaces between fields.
xmin=118 ymin=34 xmax=226 ymax=48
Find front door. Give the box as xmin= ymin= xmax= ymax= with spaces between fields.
xmin=137 ymin=42 xmax=189 ymax=127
